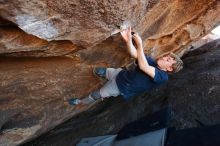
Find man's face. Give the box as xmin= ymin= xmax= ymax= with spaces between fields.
xmin=157 ymin=55 xmax=176 ymax=72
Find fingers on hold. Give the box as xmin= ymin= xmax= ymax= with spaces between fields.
xmin=133 ymin=33 xmax=140 ymax=38
xmin=121 ymin=30 xmax=125 ymax=34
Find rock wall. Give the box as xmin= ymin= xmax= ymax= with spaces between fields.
xmin=1 ymin=0 xmax=220 ymax=57
xmin=23 ymin=39 xmax=220 ymax=146
xmin=0 ymin=0 xmax=220 ymax=145
xmin=169 ymin=39 xmax=220 ymax=129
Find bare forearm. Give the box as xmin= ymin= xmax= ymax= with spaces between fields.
xmin=131 ymin=33 xmax=155 ymax=78
xmin=136 ymin=46 xmax=148 ymax=69
xmin=120 ymin=27 xmax=137 ymax=58
xmin=137 ymin=46 xmax=155 ymax=78
xmin=126 ymin=42 xmax=137 ymax=58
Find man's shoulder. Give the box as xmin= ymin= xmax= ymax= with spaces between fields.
xmin=145 ymin=55 xmax=157 ymax=66
xmin=154 ymin=68 xmax=169 ymax=83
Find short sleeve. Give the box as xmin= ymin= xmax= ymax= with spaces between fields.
xmin=135 ymin=55 xmax=156 ymax=66
xmin=154 ymin=68 xmax=169 ymax=83
xmin=145 ymin=55 xmax=157 ymax=66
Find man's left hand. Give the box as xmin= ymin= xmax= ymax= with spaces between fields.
xmin=132 ymin=33 xmax=143 ymax=49
xmin=120 ymin=27 xmax=132 ymax=44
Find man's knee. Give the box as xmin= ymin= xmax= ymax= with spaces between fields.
xmin=106 ymin=68 xmax=122 ymax=80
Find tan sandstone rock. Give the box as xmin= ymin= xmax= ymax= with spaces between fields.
xmin=0 ymin=0 xmax=220 ymax=145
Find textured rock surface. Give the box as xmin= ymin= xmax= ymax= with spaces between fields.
xmin=22 ymin=39 xmax=220 ymax=146
xmin=0 ymin=26 xmax=81 ymax=57
xmin=0 ymin=36 xmax=129 ymax=146
xmin=0 ymin=0 xmax=220 ymax=146
xmin=0 ymin=0 xmax=150 ymax=47
xmin=0 ymin=0 xmax=220 ymax=57
xmin=138 ymin=0 xmax=220 ymax=58
xmin=169 ymin=39 xmax=220 ymax=129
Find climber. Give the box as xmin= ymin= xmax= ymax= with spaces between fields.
xmin=68 ymin=27 xmax=183 ymax=105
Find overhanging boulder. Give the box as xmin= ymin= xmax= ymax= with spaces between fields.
xmin=0 ymin=0 xmax=220 ymax=145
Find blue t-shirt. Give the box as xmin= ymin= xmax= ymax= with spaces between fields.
xmin=116 ymin=56 xmax=168 ymax=100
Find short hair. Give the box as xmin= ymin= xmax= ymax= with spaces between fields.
xmin=169 ymin=53 xmax=183 ymax=73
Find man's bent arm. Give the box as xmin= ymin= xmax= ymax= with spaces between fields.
xmin=133 ymin=34 xmax=155 ymax=79
xmin=136 ymin=46 xmax=155 ymax=78
xmin=120 ymin=27 xmax=137 ymax=59
xmin=126 ymin=41 xmax=137 ymax=59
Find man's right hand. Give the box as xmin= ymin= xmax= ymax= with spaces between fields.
xmin=120 ymin=27 xmax=132 ymax=44
xmin=132 ymin=33 xmax=143 ymax=49
xmin=120 ymin=26 xmax=138 ymax=58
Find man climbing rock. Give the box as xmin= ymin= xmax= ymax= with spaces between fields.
xmin=68 ymin=27 xmax=183 ymax=105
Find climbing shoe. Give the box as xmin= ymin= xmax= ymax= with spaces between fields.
xmin=68 ymin=98 xmax=82 ymax=105
xmin=93 ymin=67 xmax=107 ymax=79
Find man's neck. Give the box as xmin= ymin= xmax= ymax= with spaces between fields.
xmin=157 ymin=65 xmax=167 ymax=72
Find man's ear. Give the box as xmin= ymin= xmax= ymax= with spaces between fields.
xmin=167 ymin=66 xmax=173 ymax=72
